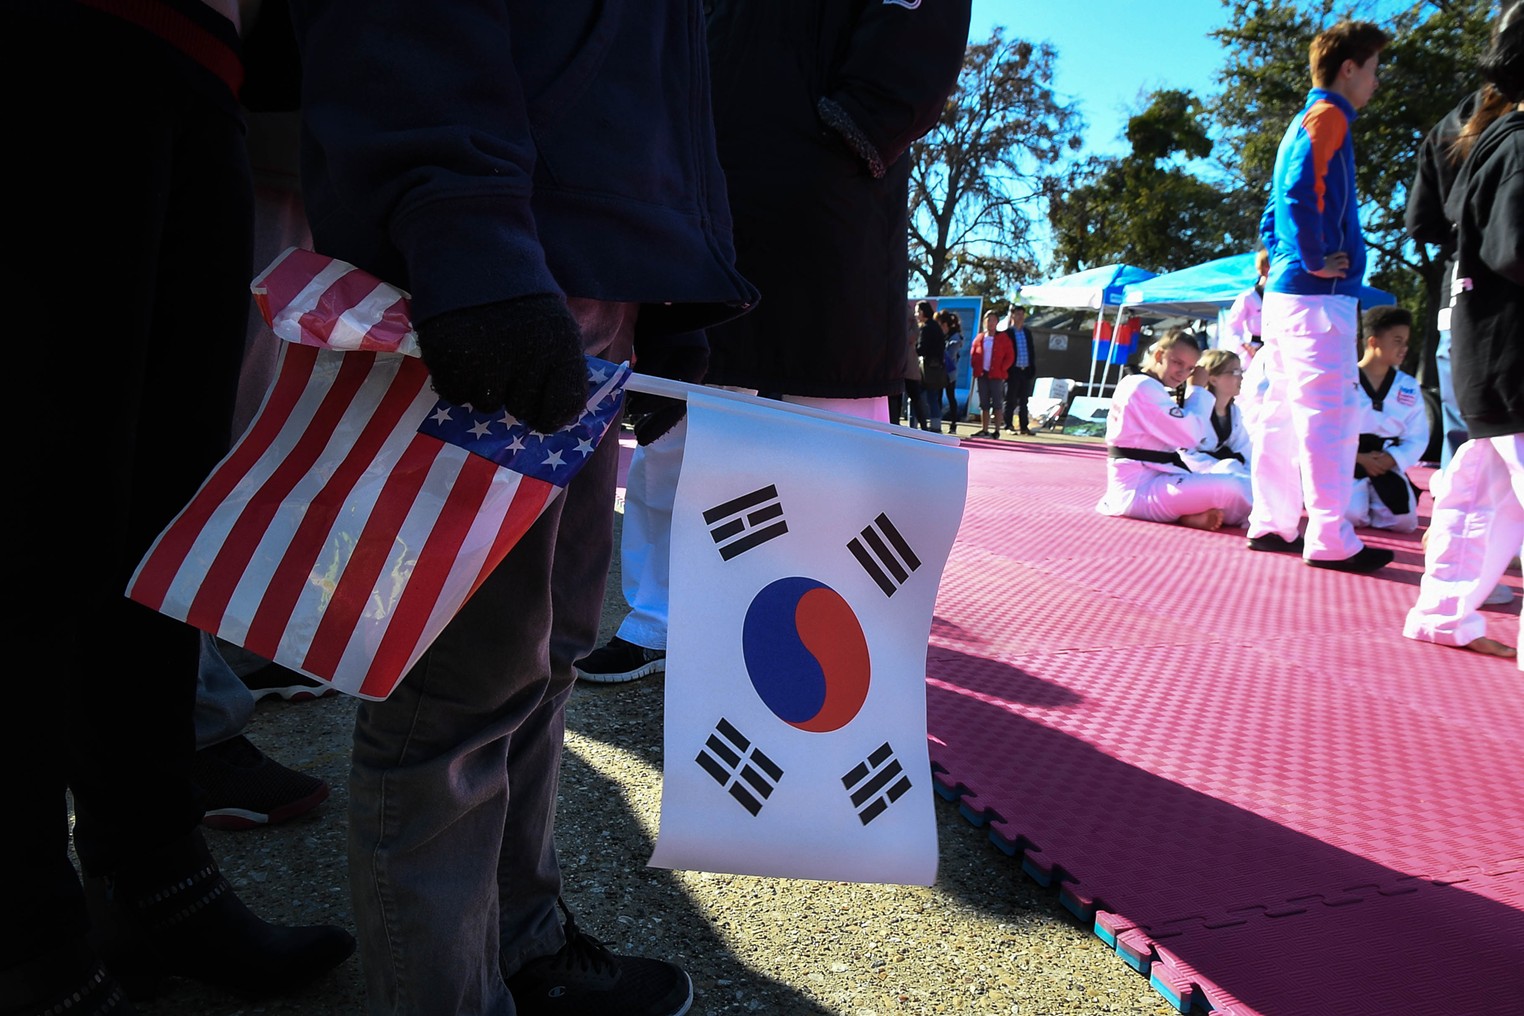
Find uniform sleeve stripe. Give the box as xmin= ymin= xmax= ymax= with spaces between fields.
xmin=1300 ymin=101 xmax=1349 ymax=215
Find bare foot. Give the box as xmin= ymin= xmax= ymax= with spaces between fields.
xmin=1178 ymin=508 xmax=1225 ymax=531
xmin=1462 ymin=637 xmax=1517 ymax=659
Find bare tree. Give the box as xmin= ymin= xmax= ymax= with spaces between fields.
xmin=908 ymin=28 xmax=1082 ymax=297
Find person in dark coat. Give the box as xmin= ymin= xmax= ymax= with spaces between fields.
xmin=703 ymin=0 xmax=972 ymax=408
xmin=1000 ymin=304 xmax=1040 ymax=434
xmin=286 ymin=0 xmax=757 ymax=1011
xmin=574 ymin=0 xmax=971 ymax=683
xmin=916 ymin=300 xmax=949 ymax=432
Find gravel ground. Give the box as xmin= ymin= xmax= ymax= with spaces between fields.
xmin=132 ymin=432 xmax=1177 ymax=1016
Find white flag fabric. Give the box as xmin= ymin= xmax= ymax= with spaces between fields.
xmin=649 ymin=388 xmax=968 ymax=885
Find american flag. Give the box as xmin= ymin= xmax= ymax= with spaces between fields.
xmin=128 ymin=248 xmax=629 ymax=700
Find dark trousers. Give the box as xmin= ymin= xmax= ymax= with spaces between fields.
xmin=6 ymin=7 xmax=252 ymax=961
xmin=1003 ymin=365 xmax=1037 ymax=430
xmin=903 ymin=378 xmax=930 ymax=428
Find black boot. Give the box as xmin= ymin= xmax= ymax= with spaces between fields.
xmin=83 ymin=831 xmax=354 ymax=1000
xmin=0 ymin=940 xmax=136 ymax=1016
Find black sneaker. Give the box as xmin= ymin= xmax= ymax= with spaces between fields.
xmin=574 ymin=636 xmax=666 ymax=684
xmin=190 ymin=735 xmax=330 ymax=831
xmin=1246 ymin=533 xmax=1305 ymax=553
xmin=505 ymin=901 xmax=692 ymax=1016
xmin=1305 ymin=546 xmax=1395 ymax=573
xmin=240 ymin=661 xmax=337 ymax=702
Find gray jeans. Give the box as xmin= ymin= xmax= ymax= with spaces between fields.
xmin=193 ymin=632 xmax=257 ymax=750
xmin=347 ymin=300 xmax=635 ymax=1016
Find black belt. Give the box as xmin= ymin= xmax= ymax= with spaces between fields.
xmin=1109 ymin=446 xmax=1186 ymax=470
xmin=1354 ymin=433 xmax=1414 ymax=514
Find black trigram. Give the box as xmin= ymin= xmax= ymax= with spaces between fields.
xmin=842 ymin=742 xmax=911 ymax=825
xmin=703 ymin=484 xmax=788 ymax=561
xmin=847 ymin=512 xmax=921 ymax=596
xmin=696 ymin=718 xmax=784 ymax=816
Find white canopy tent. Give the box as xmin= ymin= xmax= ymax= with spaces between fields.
xmin=1010 ymin=263 xmax=1158 ymax=395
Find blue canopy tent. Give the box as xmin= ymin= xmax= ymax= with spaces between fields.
xmin=1116 ymin=251 xmax=1397 ymax=319
xmin=1012 ymin=263 xmax=1158 ymax=395
xmin=1108 ymin=252 xmax=1398 ymax=392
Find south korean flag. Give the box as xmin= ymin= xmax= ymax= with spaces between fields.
xmin=648 ymin=386 xmax=967 ymax=885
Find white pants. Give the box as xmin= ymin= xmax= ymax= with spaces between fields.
xmin=1403 ymin=435 xmax=1523 ymax=664
xmin=1347 ymin=477 xmax=1420 ymax=533
xmin=615 ymin=392 xmax=888 ymax=650
xmin=1098 ymin=462 xmax=1252 ymax=526
xmin=1248 ymin=293 xmax=1365 ymax=560
xmin=615 ymin=416 xmax=687 ymax=650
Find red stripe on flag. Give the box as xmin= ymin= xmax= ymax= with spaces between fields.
xmin=355 ymin=452 xmax=516 ymax=698
xmin=239 ymin=357 xmax=433 ymax=660
xmin=131 ymin=344 xmax=322 ymax=610
xmin=252 ymin=248 xmax=328 ymax=330
xmin=300 ymin=435 xmax=443 ymax=679
xmin=463 ymin=476 xmax=558 ymax=604
xmin=299 ymin=267 xmax=412 ymax=352
xmin=184 ymin=352 xmax=379 ymax=633
xmin=360 ymin=295 xmax=413 ymax=351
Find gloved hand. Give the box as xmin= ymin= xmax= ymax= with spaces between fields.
xmin=416 ymin=295 xmax=588 ymax=433
xmin=627 ymin=332 xmax=709 ymax=446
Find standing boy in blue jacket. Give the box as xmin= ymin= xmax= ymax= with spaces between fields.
xmin=1248 ymin=20 xmax=1394 ymax=573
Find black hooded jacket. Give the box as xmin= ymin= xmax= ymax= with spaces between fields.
xmin=1406 ymin=91 xmax=1482 ymax=316
xmin=1444 ymin=110 xmax=1523 ymax=439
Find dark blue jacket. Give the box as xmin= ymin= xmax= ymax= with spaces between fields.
xmin=288 ymin=0 xmax=756 ymax=335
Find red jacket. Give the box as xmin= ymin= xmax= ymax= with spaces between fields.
xmin=970 ymin=330 xmax=1016 ymax=380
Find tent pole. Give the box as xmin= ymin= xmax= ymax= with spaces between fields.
xmin=1091 ymin=313 xmax=1103 ymax=396
xmin=1102 ymin=303 xmax=1129 ymax=395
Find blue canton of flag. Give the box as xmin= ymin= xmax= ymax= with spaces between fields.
xmin=416 ymin=358 xmax=631 ymax=486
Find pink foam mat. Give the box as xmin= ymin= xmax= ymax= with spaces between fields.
xmin=926 ymin=439 xmax=1523 ymax=1016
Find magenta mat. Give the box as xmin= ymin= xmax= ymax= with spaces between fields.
xmin=926 ymin=438 xmax=1523 ymax=1016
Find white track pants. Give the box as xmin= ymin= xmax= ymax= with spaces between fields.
xmin=615 ymin=417 xmax=687 ymax=650
xmin=1403 ymin=435 xmax=1523 ymax=663
xmin=615 ymin=393 xmax=887 ymax=650
xmin=1248 ymin=293 xmax=1365 ymax=560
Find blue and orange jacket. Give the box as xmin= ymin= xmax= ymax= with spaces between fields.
xmin=1259 ymin=89 xmax=1366 ymax=298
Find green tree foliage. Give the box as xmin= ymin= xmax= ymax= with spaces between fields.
xmin=907 ymin=29 xmax=1082 ymax=297
xmin=1210 ymin=0 xmax=1494 ymax=374
xmin=1046 ymin=89 xmax=1258 ymax=273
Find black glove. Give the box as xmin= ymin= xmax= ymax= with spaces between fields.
xmin=416 ymin=295 xmax=587 ymax=433
xmin=626 ymin=332 xmax=709 ymax=446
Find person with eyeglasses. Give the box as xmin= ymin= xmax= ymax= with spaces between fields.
xmin=1096 ymin=329 xmax=1252 ymax=532
xmin=1186 ymin=349 xmax=1253 ymax=473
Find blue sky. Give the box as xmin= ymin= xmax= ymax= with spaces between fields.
xmin=970 ymin=0 xmax=1233 ymax=157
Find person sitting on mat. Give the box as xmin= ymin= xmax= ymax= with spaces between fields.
xmin=1097 ymin=328 xmax=1252 ymax=531
xmin=1182 ymin=348 xmax=1253 ymax=476
xmin=1347 ymin=306 xmax=1430 ymax=533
